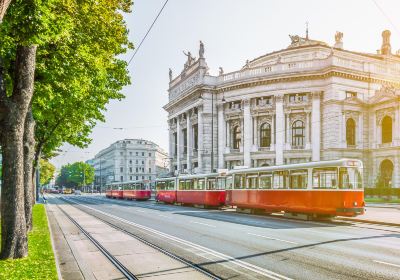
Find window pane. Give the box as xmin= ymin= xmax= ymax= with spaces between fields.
xmin=312 ymin=168 xmax=338 ymax=189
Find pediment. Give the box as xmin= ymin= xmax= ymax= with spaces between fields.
xmin=369 ymin=92 xmax=398 ymax=104
xmin=341 ymin=96 xmax=364 ymax=105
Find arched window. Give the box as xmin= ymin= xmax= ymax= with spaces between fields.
xmin=232 ymin=126 xmax=241 ymax=149
xmin=346 ymin=118 xmax=356 ymax=146
xmin=380 ymin=159 xmax=394 ymax=187
xmin=292 ymin=120 xmax=305 ymax=147
xmin=259 ymin=123 xmax=271 ymax=148
xmin=382 ymin=116 xmax=392 ymax=144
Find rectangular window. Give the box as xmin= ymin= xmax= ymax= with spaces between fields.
xmin=136 ymin=176 xmax=138 ymax=180
xmin=136 ymin=152 xmax=138 ymax=156
xmin=256 ymin=96 xmax=272 ymax=106
xmin=149 ymin=153 xmax=151 ymax=157
xmin=234 ymin=174 xmax=244 ymax=189
xmin=290 ymin=169 xmax=308 ymax=189
xmin=129 ymin=152 xmax=132 ymax=156
xmin=207 ymin=178 xmax=216 ymax=190
xmin=130 ymin=176 xmax=132 ymax=181
xmin=129 ymin=167 xmax=132 ymax=173
xmin=142 ymin=152 xmax=145 ymax=156
xmin=246 ymin=174 xmax=258 ymax=189
xmin=198 ymin=179 xmax=205 ymax=190
xmin=289 ymin=93 xmax=307 ymax=103
xmin=183 ymin=128 xmax=187 ymax=154
xmin=120 ymin=167 xmax=123 ymax=172
xmin=273 ymin=171 xmax=289 ymax=189
xmin=120 ymin=176 xmax=123 ymax=181
xmin=149 ymin=168 xmax=151 ymax=173
xmin=346 ymin=91 xmax=357 ymax=99
xmin=259 ymin=174 xmax=272 ymax=189
xmin=129 ymin=160 xmax=132 ymax=164
xmin=179 ymin=180 xmax=185 ymax=190
xmin=136 ymin=167 xmax=138 ymax=172
xmin=193 ymin=124 xmax=198 ymax=151
xmin=226 ymin=176 xmax=233 ymax=189
xmin=142 ymin=176 xmax=144 ymax=179
xmin=142 ymin=160 xmax=145 ymax=165
xmin=312 ymin=168 xmax=338 ymax=189
xmin=173 ymin=132 xmax=177 ymax=155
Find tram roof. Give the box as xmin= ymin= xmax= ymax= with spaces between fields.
xmin=227 ymin=158 xmax=362 ymax=175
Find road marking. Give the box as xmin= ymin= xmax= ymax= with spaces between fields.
xmin=373 ymin=260 xmax=400 ymax=268
xmin=247 ymin=233 xmax=298 ymax=245
xmin=64 ymin=197 xmax=292 ymax=280
xmin=190 ymin=221 xmax=217 ymax=228
xmin=158 ymin=214 xmax=171 ymax=219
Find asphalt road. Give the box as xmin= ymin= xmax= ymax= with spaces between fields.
xmin=55 ymin=195 xmax=400 ymax=280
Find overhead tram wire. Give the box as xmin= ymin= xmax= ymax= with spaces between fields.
xmin=371 ymin=0 xmax=400 ymax=36
xmin=127 ymin=0 xmax=169 ymax=66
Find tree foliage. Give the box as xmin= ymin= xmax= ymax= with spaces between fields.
xmin=56 ymin=162 xmax=94 ymax=188
xmin=39 ymin=159 xmax=55 ymax=185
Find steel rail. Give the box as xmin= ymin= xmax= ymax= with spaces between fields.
xmin=61 ymin=196 xmax=221 ymax=280
xmin=54 ymin=201 xmax=138 ymax=280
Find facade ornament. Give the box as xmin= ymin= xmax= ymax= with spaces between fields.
xmin=169 ymin=68 xmax=172 ymax=82
xmin=245 ymin=60 xmax=250 ymax=68
xmin=199 ymin=40 xmax=205 ymax=58
xmin=381 ymin=30 xmax=392 ymax=55
xmin=334 ymin=31 xmax=343 ymax=49
xmin=219 ymin=67 xmax=224 ymax=76
xmin=289 ymin=34 xmax=300 ymax=44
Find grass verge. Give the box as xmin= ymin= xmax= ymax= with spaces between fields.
xmin=365 ymin=197 xmax=400 ymax=204
xmin=0 ymin=204 xmax=58 ymax=280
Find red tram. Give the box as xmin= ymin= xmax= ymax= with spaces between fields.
xmin=156 ymin=159 xmax=364 ymax=217
xmin=156 ymin=174 xmax=226 ymax=207
xmin=105 ymin=180 xmax=151 ymax=200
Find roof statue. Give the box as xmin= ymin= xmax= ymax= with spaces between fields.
xmin=334 ymin=31 xmax=344 ymax=49
xmin=219 ymin=67 xmax=224 ymax=76
xmin=183 ymin=51 xmax=195 ymax=69
xmin=168 ymin=68 xmax=172 ymax=82
xmin=199 ymin=40 xmax=205 ymax=58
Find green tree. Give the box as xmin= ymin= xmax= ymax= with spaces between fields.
xmin=39 ymin=159 xmax=55 ymax=186
xmin=0 ymin=0 xmax=132 ymax=259
xmin=56 ymin=162 xmax=94 ymax=188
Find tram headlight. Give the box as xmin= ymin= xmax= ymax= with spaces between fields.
xmin=353 ymin=202 xmax=358 ymax=206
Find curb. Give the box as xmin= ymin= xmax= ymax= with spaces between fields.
xmin=45 ymin=204 xmax=64 ymax=280
xmin=337 ymin=217 xmax=400 ymax=227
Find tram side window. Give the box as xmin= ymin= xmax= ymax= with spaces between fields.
xmin=198 ymin=179 xmax=205 ymax=190
xmin=247 ymin=174 xmax=258 ymax=189
xmin=234 ymin=174 xmax=243 ymax=189
xmin=226 ymin=176 xmax=233 ymax=189
xmin=273 ymin=171 xmax=288 ymax=189
xmin=185 ymin=180 xmax=191 ymax=190
xmin=259 ymin=174 xmax=272 ymax=189
xmin=313 ymin=168 xmax=338 ymax=189
xmin=290 ymin=170 xmax=308 ymax=189
xmin=217 ymin=178 xmax=226 ymax=190
xmin=179 ymin=180 xmax=185 ymax=190
xmin=167 ymin=181 xmax=175 ymax=190
xmin=192 ymin=179 xmax=199 ymax=190
xmin=207 ymin=179 xmax=216 ymax=190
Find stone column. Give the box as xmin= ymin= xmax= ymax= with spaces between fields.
xmin=176 ymin=116 xmax=181 ymax=173
xmin=305 ymin=111 xmax=311 ymax=149
xmin=197 ymin=106 xmax=203 ymax=173
xmin=285 ymin=113 xmax=290 ymax=149
xmin=341 ymin=112 xmax=346 ymax=148
xmin=186 ymin=112 xmax=192 ymax=173
xmin=275 ymin=96 xmax=284 ymax=165
xmin=311 ymin=92 xmax=321 ymax=161
xmin=168 ymin=122 xmax=174 ymax=172
xmin=243 ymin=99 xmax=252 ymax=167
xmin=357 ymin=113 xmax=363 ymax=148
xmin=217 ymin=103 xmax=226 ymax=169
xmin=372 ymin=112 xmax=377 ymax=149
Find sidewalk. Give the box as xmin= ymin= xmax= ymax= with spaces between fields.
xmin=337 ymin=206 xmax=400 ymax=227
xmin=46 ymin=197 xmax=210 ymax=280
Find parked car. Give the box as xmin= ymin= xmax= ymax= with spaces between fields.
xmin=74 ymin=190 xmax=82 ymax=195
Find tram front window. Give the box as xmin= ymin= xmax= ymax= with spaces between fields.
xmin=313 ymin=168 xmax=338 ymax=189
xmin=339 ymin=167 xmax=363 ymax=189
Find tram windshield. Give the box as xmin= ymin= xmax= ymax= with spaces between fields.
xmin=156 ymin=180 xmax=175 ymax=190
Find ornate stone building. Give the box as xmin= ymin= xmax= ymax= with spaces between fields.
xmin=164 ymin=31 xmax=400 ymax=188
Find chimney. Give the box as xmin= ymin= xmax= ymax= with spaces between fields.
xmin=381 ymin=30 xmax=392 ymax=55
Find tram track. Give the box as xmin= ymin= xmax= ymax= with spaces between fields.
xmin=54 ymin=200 xmax=138 ymax=280
xmin=57 ymin=195 xmax=221 ymax=280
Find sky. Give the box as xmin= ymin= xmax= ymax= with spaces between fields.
xmin=51 ymin=0 xmax=400 ymax=169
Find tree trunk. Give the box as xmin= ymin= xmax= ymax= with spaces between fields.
xmin=0 ymin=45 xmax=37 ymax=259
xmin=23 ymin=109 xmax=35 ymax=232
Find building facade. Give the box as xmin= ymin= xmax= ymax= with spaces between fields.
xmin=164 ymin=31 xmax=400 ymax=188
xmin=92 ymin=139 xmax=169 ymax=186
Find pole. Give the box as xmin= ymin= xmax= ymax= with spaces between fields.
xmin=211 ymin=92 xmax=214 ymax=173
